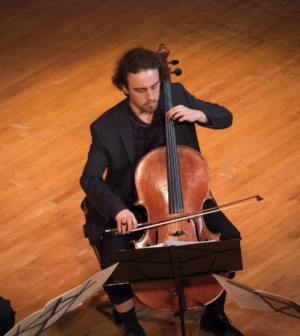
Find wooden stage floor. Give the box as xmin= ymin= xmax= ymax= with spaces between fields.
xmin=0 ymin=1 xmax=299 ymax=335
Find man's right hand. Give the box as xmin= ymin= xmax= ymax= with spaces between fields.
xmin=115 ymin=209 xmax=138 ymax=234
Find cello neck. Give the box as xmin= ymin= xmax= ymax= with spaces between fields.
xmin=157 ymin=43 xmax=184 ymax=214
xmin=164 ymin=81 xmax=184 ymax=213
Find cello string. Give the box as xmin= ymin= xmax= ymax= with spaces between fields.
xmin=164 ymin=80 xmax=183 ymax=214
xmin=164 ymin=81 xmax=174 ymax=212
xmin=165 ymin=81 xmax=176 ymax=213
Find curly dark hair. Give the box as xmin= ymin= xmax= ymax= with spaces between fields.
xmin=112 ymin=47 xmax=170 ymax=91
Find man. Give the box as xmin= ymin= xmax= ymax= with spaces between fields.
xmin=80 ymin=47 xmax=242 ymax=336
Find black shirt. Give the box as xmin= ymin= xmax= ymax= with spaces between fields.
xmin=128 ymin=101 xmax=165 ymax=165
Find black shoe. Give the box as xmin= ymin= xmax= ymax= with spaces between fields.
xmin=200 ymin=312 xmax=243 ymax=336
xmin=125 ymin=327 xmax=147 ymax=336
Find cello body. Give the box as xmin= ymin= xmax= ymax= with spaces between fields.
xmin=132 ymin=146 xmax=223 ymax=310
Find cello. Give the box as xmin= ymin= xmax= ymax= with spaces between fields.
xmin=131 ymin=44 xmax=228 ymax=312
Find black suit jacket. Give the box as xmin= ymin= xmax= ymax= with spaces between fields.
xmin=80 ymin=82 xmax=232 ymax=245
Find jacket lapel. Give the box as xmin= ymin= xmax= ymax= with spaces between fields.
xmin=118 ymin=100 xmax=135 ymax=172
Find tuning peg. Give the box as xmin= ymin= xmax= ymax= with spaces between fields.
xmin=168 ymin=59 xmax=179 ymax=65
xmin=170 ymin=68 xmax=182 ymax=76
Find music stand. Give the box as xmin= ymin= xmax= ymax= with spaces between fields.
xmin=109 ymin=240 xmax=243 ymax=336
xmin=5 ymin=264 xmax=118 ymax=336
xmin=213 ymin=274 xmax=300 ymax=319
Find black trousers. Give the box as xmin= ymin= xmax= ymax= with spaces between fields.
xmin=95 ymin=198 xmax=241 ymax=308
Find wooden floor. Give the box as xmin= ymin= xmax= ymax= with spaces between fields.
xmin=0 ymin=0 xmax=299 ymax=335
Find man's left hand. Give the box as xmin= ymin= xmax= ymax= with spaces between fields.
xmin=167 ymin=105 xmax=208 ymax=123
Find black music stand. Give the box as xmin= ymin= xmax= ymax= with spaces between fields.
xmin=109 ymin=240 xmax=243 ymax=336
xmin=213 ymin=274 xmax=300 ymax=319
xmin=4 ymin=265 xmax=118 ymax=336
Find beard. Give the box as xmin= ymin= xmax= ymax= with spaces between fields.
xmin=140 ymin=100 xmax=158 ymax=114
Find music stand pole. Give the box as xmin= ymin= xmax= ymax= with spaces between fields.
xmin=170 ymin=245 xmax=187 ymax=336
